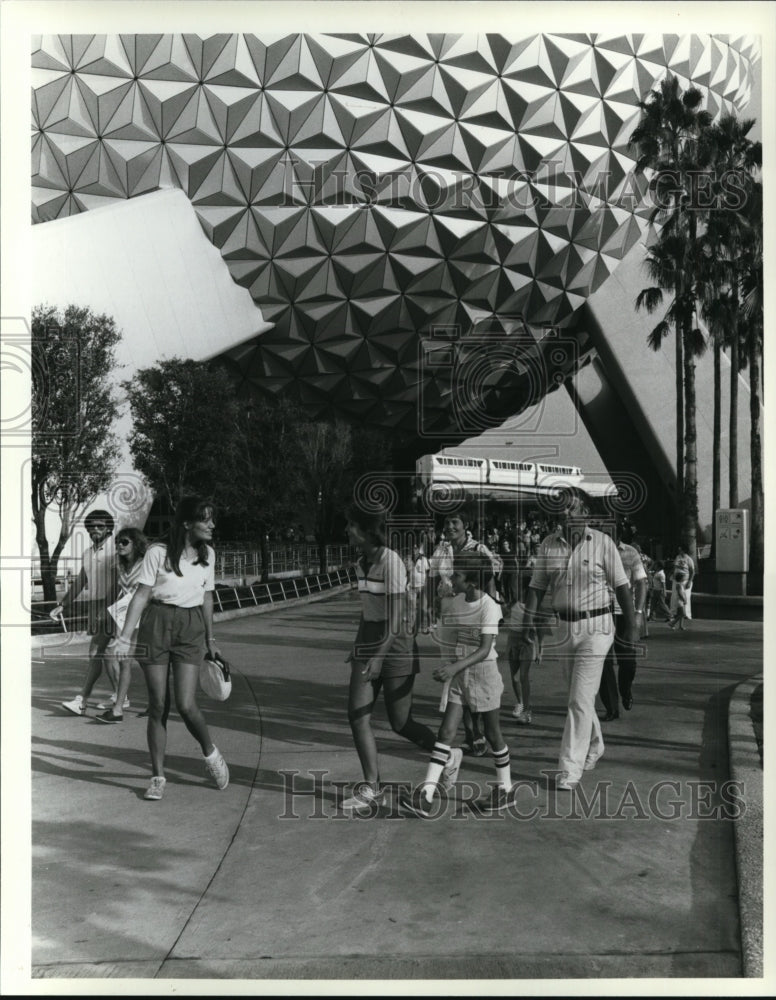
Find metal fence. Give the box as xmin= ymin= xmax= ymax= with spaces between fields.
xmin=31 ymin=544 xmax=356 ymax=597
xmin=214 ymin=544 xmax=355 ymax=582
xmin=211 ymin=567 xmax=357 ymax=613
xmin=32 ymin=566 xmax=358 ymax=636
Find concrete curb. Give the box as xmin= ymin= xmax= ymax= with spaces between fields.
xmin=32 ymin=584 xmax=352 ymax=652
xmin=727 ymin=672 xmax=763 ymax=978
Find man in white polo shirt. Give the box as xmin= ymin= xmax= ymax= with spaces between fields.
xmin=517 ymin=492 xmax=639 ymax=790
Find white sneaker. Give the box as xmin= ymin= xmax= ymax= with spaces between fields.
xmin=340 ymin=784 xmax=386 ymax=812
xmin=515 ymin=709 xmax=532 ymax=725
xmin=439 ymin=747 xmax=463 ymax=792
xmin=144 ymin=776 xmax=166 ymax=800
xmin=511 ymin=703 xmax=524 ymax=719
xmin=97 ymin=696 xmax=130 ymax=710
xmin=204 ymin=746 xmax=229 ymax=790
xmin=62 ymin=695 xmax=85 ymax=716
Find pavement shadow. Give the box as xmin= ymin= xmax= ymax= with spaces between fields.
xmin=32 ymin=818 xmax=209 ymax=972
xmin=32 ymin=735 xmax=258 ymax=791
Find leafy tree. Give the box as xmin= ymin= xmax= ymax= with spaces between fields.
xmin=32 ymin=304 xmax=122 ymax=602
xmin=123 ymin=358 xmax=241 ymax=509
xmin=631 ymin=76 xmax=712 ymax=561
xmin=296 ymin=419 xmax=355 ymax=573
xmin=295 ymin=420 xmax=394 ymax=572
xmin=225 ymin=396 xmax=305 ymax=580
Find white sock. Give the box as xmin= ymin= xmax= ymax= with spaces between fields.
xmin=493 ymin=745 xmax=511 ymax=791
xmin=422 ymin=742 xmax=451 ymax=801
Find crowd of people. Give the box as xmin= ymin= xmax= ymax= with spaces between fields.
xmin=54 ymin=496 xmax=696 ymax=809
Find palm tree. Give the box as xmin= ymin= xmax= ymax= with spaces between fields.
xmin=699 ymin=288 xmax=733 ymax=560
xmin=740 ymin=180 xmax=764 ymax=587
xmin=700 ymin=114 xmax=762 ymax=511
xmin=631 ymin=76 xmax=712 ymax=561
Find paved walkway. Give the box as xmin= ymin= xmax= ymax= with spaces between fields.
xmin=30 ymin=592 xmax=762 ymax=982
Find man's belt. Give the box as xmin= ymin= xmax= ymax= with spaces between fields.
xmin=555 ymin=606 xmax=612 ymax=622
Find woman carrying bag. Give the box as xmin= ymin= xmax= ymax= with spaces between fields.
xmin=97 ymin=527 xmax=149 ymax=723
xmin=112 ymin=497 xmax=229 ymax=801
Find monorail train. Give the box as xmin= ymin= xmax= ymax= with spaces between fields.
xmin=416 ymin=453 xmax=612 ymax=498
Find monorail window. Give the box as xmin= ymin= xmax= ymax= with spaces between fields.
xmin=494 ymin=460 xmax=533 ymax=471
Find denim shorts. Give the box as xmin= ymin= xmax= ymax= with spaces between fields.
xmin=136 ymin=602 xmax=206 ymax=667
xmin=448 ymin=659 xmax=504 ymax=713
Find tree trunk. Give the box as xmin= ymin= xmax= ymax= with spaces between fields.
xmin=729 ymin=333 xmax=739 ymax=507
xmin=317 ymin=533 xmax=327 ymax=575
xmin=259 ymin=527 xmax=270 ymax=584
xmin=748 ymin=332 xmax=763 ymax=590
xmin=33 ymin=506 xmax=58 ymax=603
xmin=674 ymin=296 xmax=685 ymax=543
xmin=682 ymin=324 xmax=698 ymax=565
xmin=711 ymin=337 xmax=721 ymax=562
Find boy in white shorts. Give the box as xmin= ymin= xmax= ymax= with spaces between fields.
xmin=402 ymin=552 xmax=512 ymax=817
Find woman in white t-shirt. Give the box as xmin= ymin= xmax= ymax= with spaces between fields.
xmin=96 ymin=527 xmax=148 ymax=724
xmin=113 ymin=497 xmax=229 ymax=801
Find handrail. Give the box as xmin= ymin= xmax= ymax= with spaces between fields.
xmin=31 ymin=544 xmax=358 ymax=592
xmin=30 ymin=566 xmax=358 ymax=635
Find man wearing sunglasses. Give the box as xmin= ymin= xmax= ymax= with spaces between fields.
xmin=52 ymin=509 xmax=120 ymax=716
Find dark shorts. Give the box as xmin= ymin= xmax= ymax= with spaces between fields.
xmin=136 ymin=602 xmax=206 ymax=668
xmin=353 ymin=618 xmax=419 ymax=678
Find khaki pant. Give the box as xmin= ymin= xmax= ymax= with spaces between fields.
xmin=548 ymin=615 xmax=615 ymax=781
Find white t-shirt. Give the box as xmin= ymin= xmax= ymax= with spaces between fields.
xmin=444 ymin=592 xmax=501 ymax=663
xmin=611 ymin=541 xmax=648 ymax=615
xmin=411 ymin=555 xmax=429 ymax=590
xmin=137 ymin=543 xmax=215 ymax=608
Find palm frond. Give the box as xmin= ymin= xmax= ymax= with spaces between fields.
xmin=689 ymin=326 xmax=707 ymax=357
xmin=647 ymin=319 xmax=672 ymax=351
xmin=636 ymin=286 xmax=664 ymax=313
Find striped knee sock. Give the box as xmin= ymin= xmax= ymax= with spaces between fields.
xmin=493 ymin=745 xmax=511 ymax=791
xmin=422 ymin=742 xmax=452 ymax=801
